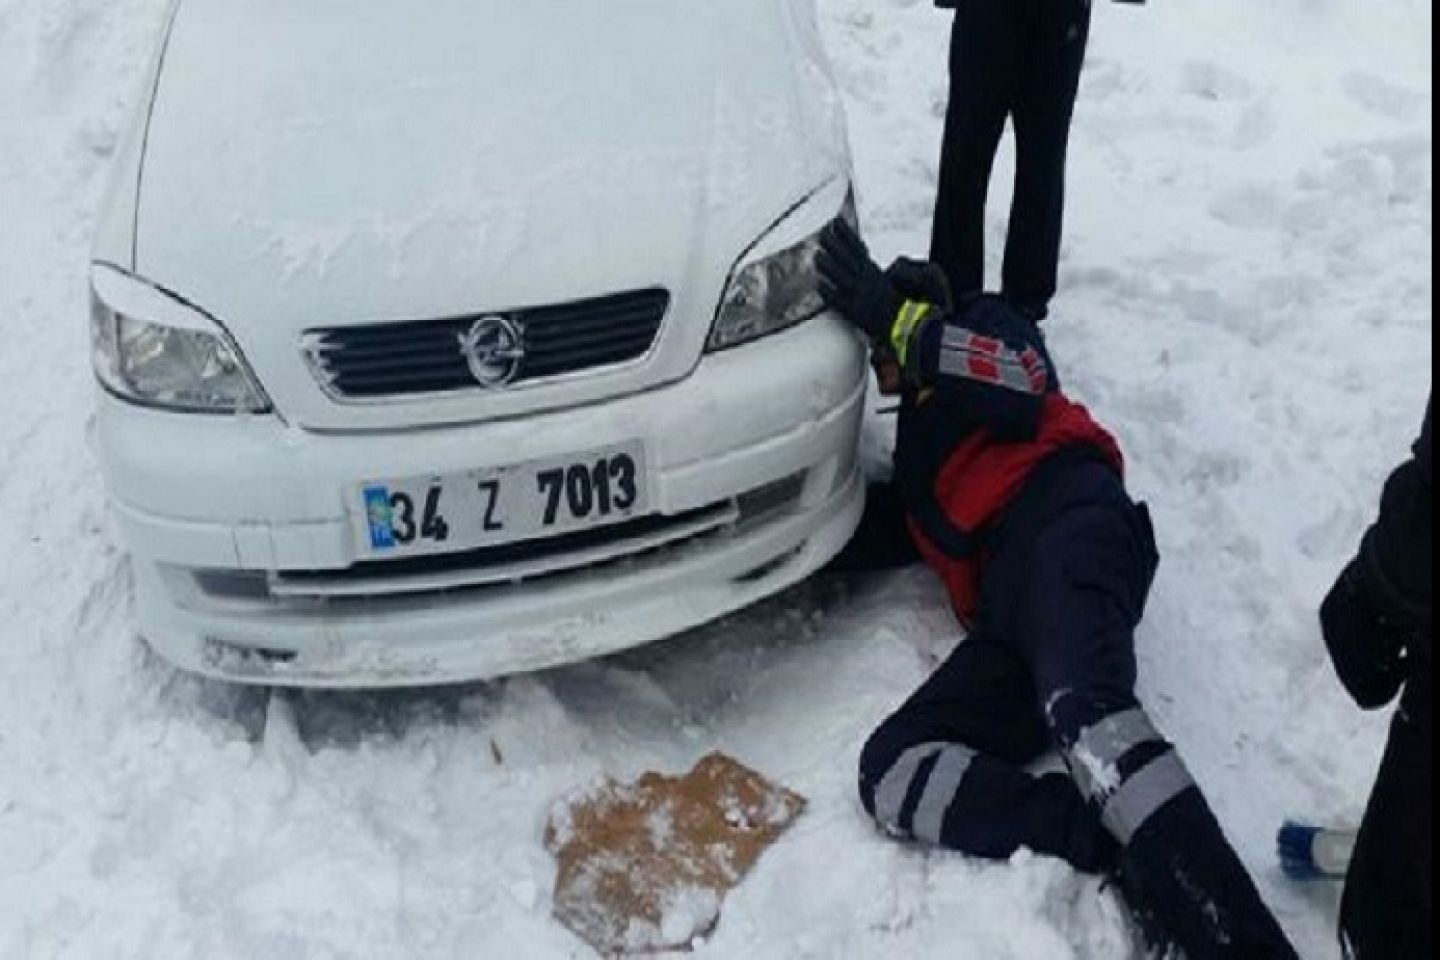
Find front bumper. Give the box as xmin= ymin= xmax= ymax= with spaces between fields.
xmin=99 ymin=315 xmax=868 ymax=687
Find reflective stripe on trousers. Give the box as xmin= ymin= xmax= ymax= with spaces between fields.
xmin=1065 ymin=707 xmax=1198 ymax=846
xmin=872 ymin=741 xmax=979 ymax=845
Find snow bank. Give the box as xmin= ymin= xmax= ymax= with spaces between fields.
xmin=0 ymin=0 xmax=1431 ymax=957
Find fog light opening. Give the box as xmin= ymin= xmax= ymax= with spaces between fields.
xmin=736 ymin=472 xmax=807 ymax=526
xmin=192 ymin=569 xmax=272 ymax=601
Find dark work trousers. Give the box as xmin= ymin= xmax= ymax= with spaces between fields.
xmin=930 ymin=0 xmax=1092 ymax=318
xmin=829 ymin=482 xmax=923 ymax=574
xmin=1343 ymin=662 xmax=1433 ymax=959
xmin=855 ymin=459 xmax=1299 ymax=958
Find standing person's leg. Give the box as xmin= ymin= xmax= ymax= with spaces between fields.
xmin=930 ymin=0 xmax=1020 ymax=299
xmin=997 ymin=461 xmax=1299 ymax=958
xmin=1341 ymin=668 xmax=1433 ymax=959
xmin=1002 ymin=0 xmax=1092 ymax=320
xmin=859 ymin=634 xmax=1118 ymax=874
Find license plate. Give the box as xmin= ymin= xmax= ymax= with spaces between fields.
xmin=355 ymin=442 xmax=648 ymax=559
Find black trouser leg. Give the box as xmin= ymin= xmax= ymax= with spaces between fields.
xmin=930 ymin=0 xmax=1019 ymax=299
xmin=859 ymin=634 xmax=1119 ymax=874
xmin=1002 ymin=0 xmax=1091 ymax=319
xmin=990 ymin=461 xmax=1297 ymax=959
xmin=828 ymin=483 xmax=922 ymax=574
xmin=1342 ymin=670 xmax=1433 ymax=959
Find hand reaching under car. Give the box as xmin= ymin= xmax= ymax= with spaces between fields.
xmin=816 ymin=219 xmax=956 ymax=397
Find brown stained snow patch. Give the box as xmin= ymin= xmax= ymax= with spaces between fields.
xmin=544 ymin=753 xmax=806 ymax=957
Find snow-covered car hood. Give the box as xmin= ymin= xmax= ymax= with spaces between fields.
xmin=119 ymin=0 xmax=849 ymax=429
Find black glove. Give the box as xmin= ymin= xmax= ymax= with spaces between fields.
xmin=886 ymin=257 xmax=954 ymax=313
xmin=1321 ymin=561 xmax=1412 ymax=710
xmin=816 ymin=219 xmax=902 ymax=342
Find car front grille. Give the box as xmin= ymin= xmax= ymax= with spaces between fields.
xmin=304 ymin=288 xmax=670 ymax=400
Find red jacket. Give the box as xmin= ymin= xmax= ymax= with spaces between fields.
xmin=909 ymin=392 xmax=1125 ymax=627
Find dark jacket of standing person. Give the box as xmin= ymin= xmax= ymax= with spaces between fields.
xmin=1322 ymin=399 xmax=1433 ymax=960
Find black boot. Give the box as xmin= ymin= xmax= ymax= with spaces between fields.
xmin=1028 ymin=772 xmax=1122 ymax=876
xmin=1109 ymin=866 xmax=1179 ymax=959
xmin=1119 ymin=791 xmax=1299 ymax=959
xmin=1005 ymin=295 xmax=1050 ymax=325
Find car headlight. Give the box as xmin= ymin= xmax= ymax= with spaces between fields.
xmin=707 ymin=189 xmax=858 ymax=353
xmin=90 ymin=271 xmax=270 ymax=414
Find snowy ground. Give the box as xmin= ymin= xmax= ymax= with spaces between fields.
xmin=0 ymin=0 xmax=1432 ymax=957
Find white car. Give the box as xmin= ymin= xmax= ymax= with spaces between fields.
xmin=90 ymin=0 xmax=868 ymax=687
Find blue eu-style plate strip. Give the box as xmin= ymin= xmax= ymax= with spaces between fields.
xmin=364 ymin=486 xmax=395 ymax=550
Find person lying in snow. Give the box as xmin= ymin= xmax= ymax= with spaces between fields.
xmin=817 ymin=219 xmax=1298 ymax=959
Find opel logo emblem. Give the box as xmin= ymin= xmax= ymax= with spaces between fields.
xmin=459 ymin=315 xmax=525 ymax=389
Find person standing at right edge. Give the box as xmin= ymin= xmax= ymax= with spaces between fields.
xmin=1322 ymin=398 xmax=1433 ymax=959
xmin=930 ymin=0 xmax=1143 ymax=322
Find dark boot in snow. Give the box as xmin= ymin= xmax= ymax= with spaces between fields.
xmin=1119 ymin=791 xmax=1299 ymax=959
xmin=1031 ymin=772 xmax=1122 ymax=876
xmin=1110 ymin=865 xmax=1179 ymax=959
